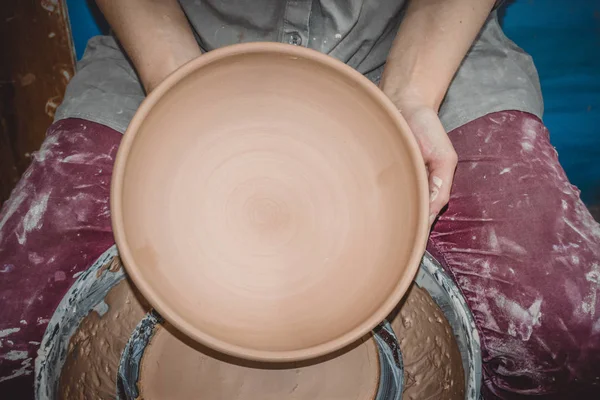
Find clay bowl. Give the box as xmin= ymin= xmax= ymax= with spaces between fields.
xmin=111 ymin=42 xmax=429 ymax=362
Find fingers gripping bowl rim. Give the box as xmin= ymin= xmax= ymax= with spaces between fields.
xmin=110 ymin=42 xmax=430 ymax=362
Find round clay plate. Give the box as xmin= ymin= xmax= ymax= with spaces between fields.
xmin=117 ymin=314 xmax=403 ymax=400
xmin=111 ymin=42 xmax=429 ymax=362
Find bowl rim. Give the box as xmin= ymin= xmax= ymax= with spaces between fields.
xmin=111 ymin=42 xmax=430 ymax=362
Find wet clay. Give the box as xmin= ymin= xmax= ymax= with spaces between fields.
xmin=139 ymin=323 xmax=380 ymax=400
xmin=112 ymin=44 xmax=430 ymax=360
xmin=392 ymin=284 xmax=465 ymax=400
xmin=59 ymin=275 xmax=151 ymax=399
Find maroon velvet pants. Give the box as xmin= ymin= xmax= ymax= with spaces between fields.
xmin=1 ymin=113 xmax=599 ymax=399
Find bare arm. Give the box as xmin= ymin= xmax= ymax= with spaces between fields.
xmin=382 ymin=0 xmax=495 ymax=109
xmin=380 ymin=0 xmax=496 ymax=224
xmin=96 ymin=0 xmax=201 ymax=92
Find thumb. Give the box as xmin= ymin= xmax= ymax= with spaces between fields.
xmin=427 ymin=149 xmax=457 ymax=225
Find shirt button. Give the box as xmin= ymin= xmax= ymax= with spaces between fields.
xmin=287 ymin=32 xmax=302 ymax=46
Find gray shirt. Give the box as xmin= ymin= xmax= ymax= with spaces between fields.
xmin=55 ymin=1 xmax=543 ymax=134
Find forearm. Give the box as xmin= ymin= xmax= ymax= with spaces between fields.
xmin=381 ymin=0 xmax=496 ymax=110
xmin=96 ymin=0 xmax=201 ymax=92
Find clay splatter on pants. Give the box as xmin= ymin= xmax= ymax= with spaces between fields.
xmin=0 ymin=119 xmax=119 ymax=398
xmin=427 ymin=111 xmax=600 ymax=399
xmin=0 ymin=113 xmax=599 ymax=399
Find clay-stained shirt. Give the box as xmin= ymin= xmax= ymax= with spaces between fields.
xmin=55 ymin=0 xmax=543 ymax=134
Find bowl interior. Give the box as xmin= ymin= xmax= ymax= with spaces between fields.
xmin=114 ymin=45 xmax=427 ymax=360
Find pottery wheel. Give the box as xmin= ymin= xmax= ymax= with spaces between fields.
xmin=138 ymin=323 xmax=381 ymax=400
xmin=36 ymin=247 xmax=479 ymax=400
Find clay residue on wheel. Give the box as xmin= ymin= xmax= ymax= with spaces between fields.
xmin=391 ymin=283 xmax=465 ymax=400
xmin=59 ymin=271 xmax=151 ymax=399
xmin=139 ymin=322 xmax=381 ymax=400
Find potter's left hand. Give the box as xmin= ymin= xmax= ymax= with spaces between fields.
xmin=378 ymin=0 xmax=496 ymax=225
xmin=383 ymin=91 xmax=457 ymax=226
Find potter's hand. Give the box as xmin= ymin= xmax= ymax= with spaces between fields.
xmin=380 ymin=0 xmax=495 ymax=225
xmin=386 ymin=94 xmax=457 ymax=225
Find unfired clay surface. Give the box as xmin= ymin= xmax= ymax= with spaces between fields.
xmin=392 ymin=284 xmax=465 ymax=400
xmin=139 ymin=323 xmax=380 ymax=400
xmin=112 ymin=43 xmax=429 ymax=361
xmin=59 ymin=276 xmax=151 ymax=399
xmin=58 ymin=262 xmax=465 ymax=399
